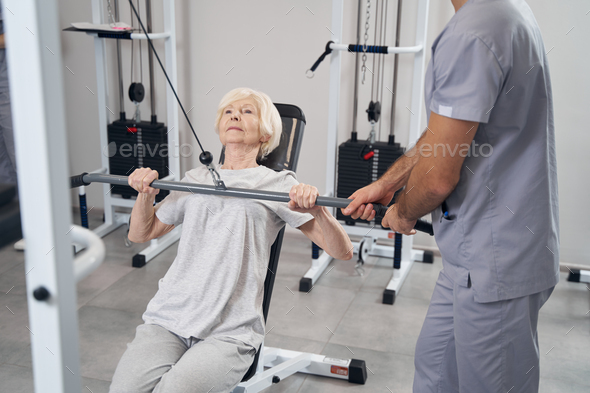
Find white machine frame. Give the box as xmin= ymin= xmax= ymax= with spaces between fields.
xmin=234 ymin=345 xmax=363 ymax=392
xmin=89 ymin=0 xmax=182 ymax=267
xmin=5 ymin=0 xmax=405 ymax=391
xmin=300 ymin=0 xmax=431 ymax=304
xmin=5 ymin=0 xmax=108 ymax=390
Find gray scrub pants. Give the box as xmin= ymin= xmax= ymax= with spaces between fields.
xmin=109 ymin=324 xmax=256 ymax=393
xmin=413 ymin=268 xmax=553 ymax=393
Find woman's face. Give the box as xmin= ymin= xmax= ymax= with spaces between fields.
xmin=218 ymin=98 xmax=270 ymax=149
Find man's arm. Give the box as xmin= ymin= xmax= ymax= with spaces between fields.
xmin=383 ymin=112 xmax=478 ymax=233
xmin=342 ymin=128 xmax=428 ymax=220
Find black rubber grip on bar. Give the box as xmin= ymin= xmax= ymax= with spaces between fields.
xmin=374 ymin=203 xmax=434 ymax=235
xmin=373 ymin=203 xmax=390 ymax=219
xmin=414 ymin=220 xmax=434 ymax=236
xmin=97 ymin=32 xmax=133 ymax=40
xmin=348 ymin=44 xmax=389 ymax=54
xmin=70 ymin=173 xmax=90 ymax=188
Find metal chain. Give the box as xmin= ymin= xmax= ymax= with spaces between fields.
xmin=106 ymin=0 xmax=116 ymax=26
xmin=361 ymin=0 xmax=371 ymax=84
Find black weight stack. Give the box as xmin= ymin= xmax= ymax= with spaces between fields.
xmin=336 ymin=139 xmax=405 ymax=225
xmin=107 ymin=119 xmax=170 ymax=202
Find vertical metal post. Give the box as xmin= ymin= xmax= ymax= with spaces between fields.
xmin=325 ymin=0 xmax=343 ymax=204
xmin=389 ymin=0 xmax=403 ymax=138
xmin=408 ymin=0 xmax=429 ymax=144
xmin=5 ymin=0 xmax=81 ymax=391
xmin=93 ymin=0 xmax=116 ymax=229
xmin=147 ymin=0 xmax=157 ymax=123
xmin=403 ymin=0 xmax=430 ymax=264
xmin=351 ymin=0 xmax=362 ymax=135
xmin=114 ymin=0 xmax=125 ymax=120
xmin=163 ymin=0 xmax=180 ymax=176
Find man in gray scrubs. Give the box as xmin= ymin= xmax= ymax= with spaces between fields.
xmin=343 ymin=0 xmax=559 ymax=391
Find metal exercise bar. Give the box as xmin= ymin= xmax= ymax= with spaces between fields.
xmin=71 ymin=172 xmax=434 ymax=235
xmin=339 ymin=43 xmax=421 ymax=54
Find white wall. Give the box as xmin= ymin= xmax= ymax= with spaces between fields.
xmin=527 ymin=0 xmax=590 ymax=267
xmin=58 ymin=1 xmax=587 ymax=266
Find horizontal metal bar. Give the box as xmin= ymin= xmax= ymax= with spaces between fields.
xmin=84 ymin=173 xmax=351 ymax=208
xmin=330 ymin=42 xmax=422 ymax=54
xmin=130 ymin=32 xmax=170 ymax=40
xmin=87 ymin=32 xmax=170 ymax=40
xmin=77 ymin=173 xmax=433 ymax=235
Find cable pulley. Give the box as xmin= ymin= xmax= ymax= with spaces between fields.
xmin=366 ymin=100 xmax=381 ymax=123
xmin=128 ymin=82 xmax=145 ymax=103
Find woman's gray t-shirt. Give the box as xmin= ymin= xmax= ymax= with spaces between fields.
xmin=143 ymin=165 xmax=314 ymax=350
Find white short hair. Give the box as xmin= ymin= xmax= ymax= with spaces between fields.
xmin=214 ymin=88 xmax=282 ymax=160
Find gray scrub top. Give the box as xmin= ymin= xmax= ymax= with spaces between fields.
xmin=424 ymin=0 xmax=559 ymax=303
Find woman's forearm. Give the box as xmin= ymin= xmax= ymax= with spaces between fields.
xmin=128 ymin=193 xmax=157 ymax=243
xmin=311 ymin=207 xmax=353 ymax=260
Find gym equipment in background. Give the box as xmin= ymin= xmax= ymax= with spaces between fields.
xmin=65 ymin=0 xmax=183 ymax=267
xmin=302 ymin=0 xmax=433 ymax=305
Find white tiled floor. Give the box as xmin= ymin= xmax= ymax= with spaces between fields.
xmin=0 ymin=210 xmax=588 ymax=392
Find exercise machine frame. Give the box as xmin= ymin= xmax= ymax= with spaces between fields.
xmin=300 ymin=0 xmax=432 ymax=304
xmin=88 ymin=0 xmax=182 ymax=268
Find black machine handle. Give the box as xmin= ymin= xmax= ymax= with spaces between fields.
xmin=372 ymin=203 xmax=434 ymax=236
xmin=71 ymin=172 xmax=90 ymax=188
xmin=71 ymin=173 xmax=434 ymax=235
xmin=307 ymin=41 xmax=334 ymax=76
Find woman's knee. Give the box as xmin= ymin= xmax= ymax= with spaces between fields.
xmin=109 ymin=324 xmax=188 ymax=393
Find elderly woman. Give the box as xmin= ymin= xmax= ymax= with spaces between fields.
xmin=109 ymin=88 xmax=353 ymax=393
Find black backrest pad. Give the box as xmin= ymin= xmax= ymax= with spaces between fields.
xmin=0 ymin=183 xmax=16 ymax=207
xmin=240 ymin=104 xmax=306 ymax=382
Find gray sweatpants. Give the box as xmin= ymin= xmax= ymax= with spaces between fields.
xmin=109 ymin=324 xmax=256 ymax=393
xmin=413 ymin=268 xmax=553 ymax=393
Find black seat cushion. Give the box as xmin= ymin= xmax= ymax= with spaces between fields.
xmin=0 ymin=199 xmax=21 ymax=248
xmin=0 ymin=183 xmax=16 ymax=207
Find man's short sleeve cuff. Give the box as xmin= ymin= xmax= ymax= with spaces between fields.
xmin=429 ymin=99 xmax=494 ymax=123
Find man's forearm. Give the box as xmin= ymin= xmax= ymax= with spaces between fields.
xmin=128 ymin=193 xmax=157 ymax=242
xmin=395 ymin=172 xmax=450 ymax=221
xmin=378 ymin=130 xmax=428 ymax=191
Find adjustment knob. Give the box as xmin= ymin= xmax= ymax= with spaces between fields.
xmin=33 ymin=286 xmax=50 ymax=301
